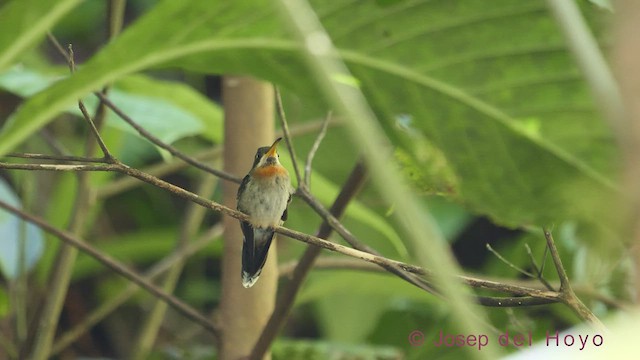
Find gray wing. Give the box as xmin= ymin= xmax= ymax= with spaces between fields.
xmin=281 ymin=193 xmax=291 ymax=221
xmin=237 ymin=175 xmax=251 ymax=201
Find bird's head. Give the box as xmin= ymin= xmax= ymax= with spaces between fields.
xmin=252 ymin=137 xmax=282 ymax=170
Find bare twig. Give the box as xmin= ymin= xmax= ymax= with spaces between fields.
xmin=30 ymin=39 xmax=114 ymax=360
xmin=95 ymin=118 xmax=337 ymax=199
xmin=524 ymin=243 xmax=554 ymax=291
xmin=544 ymin=228 xmax=570 ymax=291
xmin=39 ymin=129 xmax=72 ymax=156
xmin=543 ymin=228 xmax=604 ymax=328
xmin=486 ymin=243 xmax=535 ymax=278
xmin=0 ymin=162 xmax=119 ymax=172
xmin=94 ymin=92 xmax=242 ymax=184
xmin=297 ymin=187 xmax=438 ymax=295
xmin=0 ymin=159 xmax=564 ymax=303
xmin=304 ymin=111 xmax=331 ymax=188
xmin=51 ymin=225 xmax=222 ymax=354
xmin=475 ymin=296 xmax=556 ymax=307
xmin=46 ymin=32 xmax=69 ymax=63
xmin=48 ymin=31 xmax=264 ymax=187
xmin=66 ymin=44 xmax=114 ymax=161
xmin=133 ymin=174 xmax=218 ymax=360
xmin=5 ymin=153 xmax=107 ymax=163
xmin=274 ymin=86 xmax=302 ymax=184
xmin=0 ymin=199 xmax=219 ymax=336
xmin=274 ymin=94 xmax=436 ymax=295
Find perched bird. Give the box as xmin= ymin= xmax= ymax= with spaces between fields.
xmin=237 ymin=137 xmax=293 ymax=288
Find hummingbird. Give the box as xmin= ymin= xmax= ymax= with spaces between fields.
xmin=236 ymin=137 xmax=293 ymax=288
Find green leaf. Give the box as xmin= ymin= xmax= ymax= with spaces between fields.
xmin=0 ymin=0 xmax=81 ymax=71
xmin=72 ymin=228 xmax=220 ymax=280
xmin=0 ymin=66 xmax=222 ymax=145
xmin=276 ymin=151 xmax=409 ymax=257
xmin=587 ymin=0 xmax=613 ymax=11
xmin=0 ymin=0 xmax=621 ymax=235
xmin=113 ymin=74 xmax=223 ymax=143
xmin=273 ymin=339 xmax=402 ymax=360
xmin=299 ymin=271 xmax=439 ymax=343
xmin=310 ymin=170 xmax=409 ymax=257
xmin=0 ymin=178 xmax=44 ymax=279
xmin=298 ymin=271 xmax=438 ymax=306
xmin=0 ymin=286 xmax=8 ymax=316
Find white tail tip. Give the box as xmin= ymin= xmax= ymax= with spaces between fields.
xmin=242 ymin=271 xmax=260 ymax=288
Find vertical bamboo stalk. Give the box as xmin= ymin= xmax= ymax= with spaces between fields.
xmin=614 ymin=0 xmax=640 ymax=302
xmin=220 ymin=76 xmax=276 ymax=359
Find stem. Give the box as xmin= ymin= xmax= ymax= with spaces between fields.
xmin=543 ymin=229 xmax=605 ymax=328
xmin=132 ymin=174 xmax=218 ymax=359
xmin=95 ymin=92 xmax=242 ymax=184
xmin=0 ymin=199 xmax=220 ymax=337
xmin=545 ymin=0 xmax=625 ymax=143
xmin=275 ymin=86 xmax=303 ymax=185
xmin=51 ymin=225 xmax=222 ymax=354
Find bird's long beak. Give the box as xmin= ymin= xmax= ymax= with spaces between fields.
xmin=265 ymin=137 xmax=282 ymax=158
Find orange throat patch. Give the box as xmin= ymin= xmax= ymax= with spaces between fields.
xmin=252 ymin=164 xmax=288 ymax=178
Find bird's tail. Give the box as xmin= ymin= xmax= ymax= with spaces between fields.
xmin=241 ymin=224 xmax=275 ymax=288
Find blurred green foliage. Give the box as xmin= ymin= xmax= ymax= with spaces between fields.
xmin=0 ymin=0 xmax=630 ymax=358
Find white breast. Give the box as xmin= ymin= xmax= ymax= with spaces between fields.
xmin=238 ymin=175 xmax=292 ymax=228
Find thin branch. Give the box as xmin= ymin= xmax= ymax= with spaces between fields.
xmin=543 ymin=228 xmax=604 ymax=328
xmin=275 ymin=96 xmax=436 ymax=296
xmin=0 ymin=160 xmax=563 ymax=302
xmin=0 ymin=200 xmax=219 ymax=336
xmin=298 ymin=187 xmax=438 ymax=295
xmin=539 ymin=244 xmax=549 ymax=276
xmin=280 ymin=258 xmax=558 ymax=307
xmin=133 ymin=174 xmax=218 ymax=360
xmin=30 ymin=40 xmax=113 ymax=359
xmin=543 ymin=228 xmax=570 ymax=291
xmin=46 ymin=32 xmax=70 ymax=63
xmin=524 ymin=243 xmax=554 ymax=291
xmin=572 ymin=285 xmax=634 ymax=312
xmin=5 ymin=153 xmax=107 ymax=163
xmin=304 ymin=111 xmax=331 ymax=188
xmin=486 ymin=243 xmax=535 ymax=278
xmin=274 ymin=86 xmax=302 ymax=185
xmin=0 ymin=166 xmax=560 ymax=308
xmin=0 ymin=162 xmax=119 ymax=172
xmin=39 ymin=129 xmax=72 ymax=156
xmin=95 ymin=118 xmax=336 ymax=199
xmin=51 ymin=225 xmax=222 ymax=355
xmin=97 ymin=147 xmax=222 ymax=199
xmin=94 ymin=92 xmax=242 ymax=184
xmin=66 ymin=44 xmax=114 ymax=161
xmin=475 ymin=296 xmax=557 ymax=307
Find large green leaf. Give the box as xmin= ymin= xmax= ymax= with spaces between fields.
xmin=0 ymin=0 xmax=621 ymax=234
xmin=298 ymin=271 xmax=439 ymax=343
xmin=0 ymin=0 xmax=82 ymax=71
xmin=0 ymin=67 xmax=222 ymax=145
